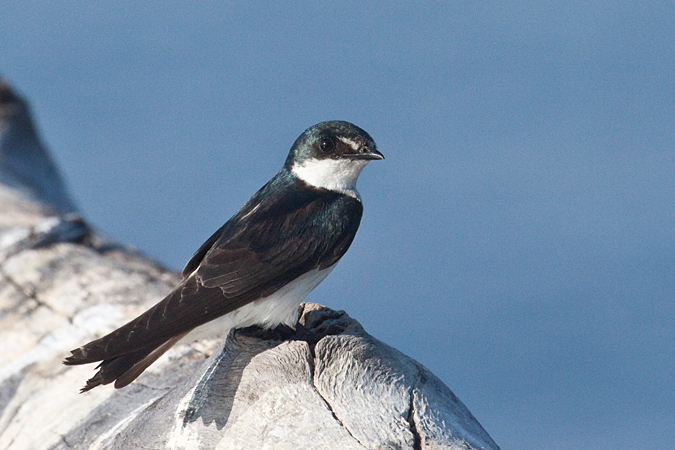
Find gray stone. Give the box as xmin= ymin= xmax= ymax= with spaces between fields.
xmin=0 ymin=79 xmax=500 ymax=450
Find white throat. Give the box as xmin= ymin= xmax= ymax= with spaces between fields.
xmin=291 ymin=158 xmax=368 ymax=199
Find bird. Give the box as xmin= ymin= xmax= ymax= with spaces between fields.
xmin=64 ymin=120 xmax=383 ymax=392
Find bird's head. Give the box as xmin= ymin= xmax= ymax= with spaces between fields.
xmin=286 ymin=121 xmax=383 ymax=197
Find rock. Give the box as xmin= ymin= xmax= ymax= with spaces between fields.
xmin=0 ymin=79 xmax=500 ymax=450
xmin=0 ymin=78 xmax=77 ymax=216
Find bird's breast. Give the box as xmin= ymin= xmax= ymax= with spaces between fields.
xmin=178 ymin=264 xmax=336 ymax=344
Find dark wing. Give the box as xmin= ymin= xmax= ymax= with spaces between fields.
xmin=66 ymin=174 xmax=363 ymax=365
xmin=194 ymin=183 xmax=363 ymax=298
xmin=181 ymin=221 xmax=225 ymax=278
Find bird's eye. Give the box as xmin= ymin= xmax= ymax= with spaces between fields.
xmin=319 ymin=138 xmax=335 ymax=153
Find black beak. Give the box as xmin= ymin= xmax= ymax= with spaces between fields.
xmin=350 ymin=147 xmax=384 ymax=160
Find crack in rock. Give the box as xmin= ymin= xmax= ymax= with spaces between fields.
xmin=0 ymin=267 xmax=53 ymax=315
xmin=0 ymin=214 xmax=90 ymax=260
xmin=407 ymin=377 xmax=422 ymax=450
xmin=301 ymin=324 xmax=366 ymax=449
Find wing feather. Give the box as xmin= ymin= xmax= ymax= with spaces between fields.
xmin=65 ymin=173 xmax=363 ymax=366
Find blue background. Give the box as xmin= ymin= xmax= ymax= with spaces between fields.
xmin=2 ymin=2 xmax=674 ymax=448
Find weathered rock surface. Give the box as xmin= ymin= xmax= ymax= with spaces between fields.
xmin=0 ymin=78 xmax=500 ymax=450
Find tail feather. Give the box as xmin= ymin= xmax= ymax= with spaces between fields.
xmin=76 ymin=332 xmax=188 ymax=392
xmin=114 ymin=332 xmax=187 ymax=389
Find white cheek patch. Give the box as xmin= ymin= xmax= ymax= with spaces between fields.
xmin=291 ymin=157 xmax=368 ymax=199
xmin=337 ymin=136 xmax=361 ymax=152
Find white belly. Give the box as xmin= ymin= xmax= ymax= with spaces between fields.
xmin=179 ymin=265 xmax=335 ymax=344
